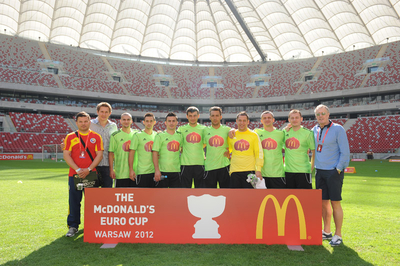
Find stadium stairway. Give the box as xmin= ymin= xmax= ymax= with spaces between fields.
xmin=3 ymin=115 xmax=17 ymax=132
xmin=65 ymin=118 xmax=78 ymax=132
xmin=342 ymin=118 xmax=357 ymax=131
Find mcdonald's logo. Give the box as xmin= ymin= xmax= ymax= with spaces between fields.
xmin=262 ymin=138 xmax=277 ymax=150
xmin=209 ymin=135 xmax=224 ymax=147
xmin=186 ymin=132 xmax=201 ymax=144
xmin=144 ymin=141 xmax=154 ymax=152
xmin=167 ymin=140 xmax=180 ymax=152
xmin=234 ymin=139 xmax=250 ymax=151
xmin=285 ymin=137 xmax=300 ymax=150
xmin=256 ymin=195 xmax=307 ymax=240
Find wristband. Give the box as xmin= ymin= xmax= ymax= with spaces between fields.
xmin=76 ymin=168 xmax=81 ymax=172
xmin=87 ymin=167 xmax=91 ymax=172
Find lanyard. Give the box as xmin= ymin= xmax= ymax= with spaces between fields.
xmin=78 ymin=131 xmax=90 ymax=154
xmin=317 ymin=123 xmax=333 ymax=145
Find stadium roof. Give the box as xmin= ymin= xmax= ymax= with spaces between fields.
xmin=1 ymin=0 xmax=400 ymax=62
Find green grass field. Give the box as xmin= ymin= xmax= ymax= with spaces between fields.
xmin=0 ymin=159 xmax=399 ymax=266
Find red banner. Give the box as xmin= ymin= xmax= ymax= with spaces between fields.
xmin=344 ymin=167 xmax=356 ymax=173
xmin=84 ymin=188 xmax=321 ymax=245
xmin=0 ymin=154 xmax=33 ymax=160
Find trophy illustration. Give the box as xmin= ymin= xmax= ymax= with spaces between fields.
xmin=187 ymin=194 xmax=226 ymax=239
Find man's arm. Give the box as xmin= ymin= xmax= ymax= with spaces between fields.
xmin=108 ymin=151 xmax=116 ymax=179
xmin=152 ymin=151 xmax=161 ymax=181
xmin=254 ymin=134 xmax=264 ymax=180
xmin=336 ymin=127 xmax=350 ymax=172
xmin=310 ymin=149 xmax=315 ymax=172
xmin=78 ymin=150 xmax=103 ymax=179
xmin=63 ymin=150 xmax=84 ymax=177
xmin=128 ymin=150 xmax=136 ymax=181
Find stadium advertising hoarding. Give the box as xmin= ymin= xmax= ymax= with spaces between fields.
xmin=84 ymin=188 xmax=321 ymax=245
xmin=0 ymin=154 xmax=33 ymax=160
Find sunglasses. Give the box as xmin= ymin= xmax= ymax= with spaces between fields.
xmin=316 ymin=112 xmax=327 ymax=116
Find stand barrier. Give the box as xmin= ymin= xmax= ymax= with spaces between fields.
xmin=84 ymin=188 xmax=322 ymax=245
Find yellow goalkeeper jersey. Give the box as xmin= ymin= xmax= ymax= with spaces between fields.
xmin=228 ymin=129 xmax=263 ymax=174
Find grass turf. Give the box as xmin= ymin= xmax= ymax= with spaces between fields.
xmin=0 ymin=159 xmax=399 ymax=265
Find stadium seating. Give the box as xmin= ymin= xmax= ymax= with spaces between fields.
xmin=46 ymin=44 xmax=109 ymax=80
xmin=108 ymin=60 xmax=169 ymax=98
xmin=347 ymin=116 xmax=400 ymax=153
xmin=0 ymin=132 xmax=65 ymax=153
xmin=0 ymin=35 xmax=44 ymax=70
xmin=258 ymin=58 xmax=316 ymax=97
xmin=301 ymin=46 xmax=381 ymax=94
xmin=9 ymin=112 xmax=71 ymax=133
xmin=59 ymin=76 xmax=125 ymax=94
xmin=0 ymin=67 xmax=58 ymax=87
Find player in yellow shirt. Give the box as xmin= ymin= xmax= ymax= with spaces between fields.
xmin=228 ymin=111 xmax=263 ymax=188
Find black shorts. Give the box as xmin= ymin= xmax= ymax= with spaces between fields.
xmin=263 ymin=177 xmax=286 ymax=189
xmin=115 ymin=178 xmax=137 ymax=188
xmin=315 ymin=169 xmax=344 ymax=201
xmin=204 ymin=166 xmax=230 ymax=188
xmin=285 ymin=172 xmax=312 ymax=189
xmin=180 ymin=165 xmax=205 ymax=188
xmin=135 ymin=173 xmax=155 ymax=188
xmin=155 ymin=172 xmax=182 ymax=188
xmin=230 ymin=171 xmax=254 ymax=189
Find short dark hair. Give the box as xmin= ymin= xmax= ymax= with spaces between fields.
xmin=75 ymin=111 xmax=90 ymax=121
xmin=236 ymin=111 xmax=249 ymax=120
xmin=209 ymin=106 xmax=222 ymax=115
xmin=96 ymin=102 xmax=112 ymax=112
xmin=261 ymin=110 xmax=274 ymax=118
xmin=288 ymin=109 xmax=302 ymax=118
xmin=165 ymin=112 xmax=177 ymax=121
xmin=186 ymin=106 xmax=199 ymax=115
xmin=144 ymin=112 xmax=155 ymax=120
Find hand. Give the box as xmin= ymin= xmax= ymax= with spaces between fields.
xmin=129 ymin=169 xmax=136 ymax=181
xmin=337 ymin=169 xmax=341 ymax=174
xmin=284 ymin=123 xmax=292 ymax=132
xmin=79 ymin=168 xmax=90 ymax=179
xmin=255 ymin=171 xmax=262 ymax=180
xmin=154 ymin=170 xmax=161 ymax=182
xmin=110 ymin=170 xmax=116 ymax=180
xmin=228 ymin=128 xmax=236 ymax=139
xmin=223 ymin=148 xmax=231 ymax=158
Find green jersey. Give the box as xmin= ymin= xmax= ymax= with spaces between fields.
xmin=203 ymin=125 xmax=231 ymax=171
xmin=152 ymin=131 xmax=183 ymax=172
xmin=109 ymin=129 xmax=138 ymax=179
xmin=284 ymin=127 xmax=315 ymax=173
xmin=130 ymin=130 xmax=157 ymax=175
xmin=254 ymin=128 xmax=285 ymax=178
xmin=177 ymin=123 xmax=206 ymax=166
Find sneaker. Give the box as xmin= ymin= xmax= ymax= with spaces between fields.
xmin=66 ymin=227 xmax=78 ymax=237
xmin=329 ymin=235 xmax=343 ymax=246
xmin=322 ymin=230 xmax=332 ymax=240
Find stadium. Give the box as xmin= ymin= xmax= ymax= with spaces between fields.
xmin=1 ymin=1 xmax=400 ymax=265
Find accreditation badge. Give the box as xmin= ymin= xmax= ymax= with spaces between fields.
xmin=317 ymin=144 xmax=323 ymax=153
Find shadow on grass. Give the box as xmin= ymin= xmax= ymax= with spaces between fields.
xmin=4 ymin=231 xmax=374 ymax=266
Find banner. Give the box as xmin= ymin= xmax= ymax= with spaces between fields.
xmin=0 ymin=154 xmax=33 ymax=160
xmin=344 ymin=167 xmax=356 ymax=173
xmin=351 ymin=159 xmax=365 ymax=162
xmin=84 ymin=188 xmax=321 ymax=245
xmin=389 ymin=159 xmax=400 ymax=162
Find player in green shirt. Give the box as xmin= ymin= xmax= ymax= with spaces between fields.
xmin=203 ymin=106 xmax=231 ymax=188
xmin=152 ymin=112 xmax=183 ymax=188
xmin=176 ymin=106 xmax=206 ymax=188
xmin=284 ymin=110 xmax=315 ymax=189
xmin=108 ymin=113 xmax=139 ymax=187
xmin=254 ymin=111 xmax=286 ymax=188
xmin=129 ymin=113 xmax=157 ymax=187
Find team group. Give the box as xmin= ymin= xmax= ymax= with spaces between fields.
xmin=63 ymin=102 xmax=350 ymax=247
